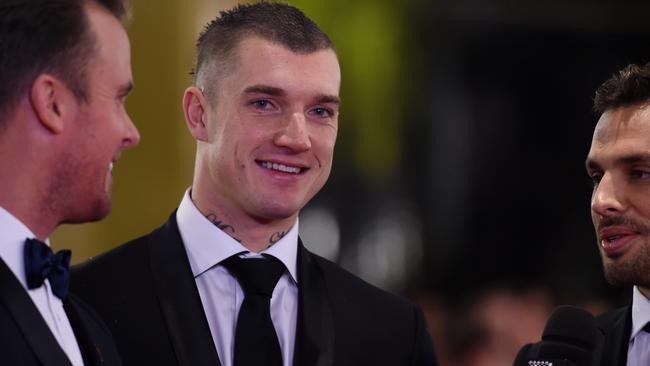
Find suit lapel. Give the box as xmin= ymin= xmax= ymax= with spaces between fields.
xmin=63 ymin=295 xmax=122 ymax=366
xmin=0 ymin=258 xmax=72 ymax=366
xmin=293 ymin=240 xmax=335 ymax=366
xmin=598 ymin=306 xmax=631 ymax=366
xmin=147 ymin=213 xmax=221 ymax=366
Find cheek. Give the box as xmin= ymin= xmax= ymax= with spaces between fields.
xmin=311 ymin=127 xmax=337 ymax=158
xmin=233 ymin=145 xmax=247 ymax=170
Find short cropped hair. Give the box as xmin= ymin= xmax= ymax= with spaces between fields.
xmin=0 ymin=0 xmax=126 ymax=127
xmin=594 ymin=62 xmax=650 ymax=115
xmin=193 ymin=2 xmax=334 ymax=96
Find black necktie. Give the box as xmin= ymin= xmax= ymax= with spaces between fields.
xmin=24 ymin=238 xmax=71 ymax=299
xmin=222 ymin=254 xmax=285 ymax=366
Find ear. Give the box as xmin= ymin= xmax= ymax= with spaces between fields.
xmin=182 ymin=86 xmax=210 ymax=142
xmin=29 ymin=74 xmax=73 ymax=134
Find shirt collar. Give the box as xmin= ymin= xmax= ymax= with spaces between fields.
xmin=630 ymin=286 xmax=650 ymax=340
xmin=176 ymin=189 xmax=299 ymax=283
xmin=0 ymin=205 xmax=47 ymax=289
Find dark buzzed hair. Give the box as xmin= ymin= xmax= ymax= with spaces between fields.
xmin=0 ymin=0 xmax=126 ymax=127
xmin=594 ymin=62 xmax=650 ymax=115
xmin=193 ymin=2 xmax=334 ymax=96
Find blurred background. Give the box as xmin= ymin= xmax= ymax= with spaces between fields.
xmin=52 ymin=0 xmax=650 ymax=364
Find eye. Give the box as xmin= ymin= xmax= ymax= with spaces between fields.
xmin=309 ymin=107 xmax=334 ymax=118
xmin=588 ymin=171 xmax=602 ymax=186
xmin=251 ymin=99 xmax=274 ymax=110
xmin=630 ymin=169 xmax=650 ymax=179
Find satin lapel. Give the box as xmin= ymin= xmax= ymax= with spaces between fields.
xmin=598 ymin=307 xmax=631 ymax=366
xmin=0 ymin=258 xmax=72 ymax=366
xmin=293 ymin=239 xmax=335 ymax=366
xmin=147 ymin=214 xmax=221 ymax=366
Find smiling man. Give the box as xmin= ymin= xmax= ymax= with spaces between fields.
xmin=583 ymin=62 xmax=650 ymax=366
xmin=0 ymin=0 xmax=139 ymax=364
xmin=71 ymin=2 xmax=437 ymax=366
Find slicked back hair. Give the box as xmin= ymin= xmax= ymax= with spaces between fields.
xmin=0 ymin=0 xmax=126 ymax=129
xmin=594 ymin=62 xmax=650 ymax=116
xmin=193 ymin=2 xmax=334 ymax=98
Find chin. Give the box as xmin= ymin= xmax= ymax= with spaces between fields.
xmin=256 ymin=201 xmax=302 ymax=221
xmin=603 ymin=256 xmax=650 ymax=288
xmin=63 ymin=196 xmax=112 ymax=224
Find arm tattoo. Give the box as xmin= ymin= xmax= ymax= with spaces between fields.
xmin=205 ymin=213 xmax=240 ymax=242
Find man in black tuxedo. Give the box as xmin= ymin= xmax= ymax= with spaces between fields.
xmin=0 ymin=0 xmax=140 ymax=365
xmin=71 ymin=2 xmax=437 ymax=366
xmin=585 ymin=63 xmax=650 ymax=366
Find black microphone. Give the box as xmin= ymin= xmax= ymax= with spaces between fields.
xmin=513 ymin=305 xmax=602 ymax=366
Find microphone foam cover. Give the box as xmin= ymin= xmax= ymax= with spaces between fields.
xmin=541 ymin=305 xmax=597 ymax=350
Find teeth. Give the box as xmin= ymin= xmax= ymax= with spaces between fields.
xmin=261 ymin=161 xmax=301 ymax=174
xmin=109 ymin=162 xmax=114 ymax=172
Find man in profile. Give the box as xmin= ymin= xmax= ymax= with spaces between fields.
xmin=0 ymin=0 xmax=139 ymax=364
xmin=72 ymin=2 xmax=437 ymax=366
xmin=517 ymin=63 xmax=650 ymax=366
xmin=585 ymin=62 xmax=650 ymax=366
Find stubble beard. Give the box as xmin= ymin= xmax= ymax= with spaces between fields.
xmin=48 ymin=149 xmax=111 ymax=225
xmin=601 ymin=238 xmax=650 ymax=289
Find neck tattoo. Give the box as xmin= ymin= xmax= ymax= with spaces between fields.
xmin=205 ymin=213 xmax=241 ymax=243
xmin=269 ymin=230 xmax=289 ymax=246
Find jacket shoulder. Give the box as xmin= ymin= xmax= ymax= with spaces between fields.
xmin=309 ymin=252 xmax=413 ymax=309
xmin=72 ymin=233 xmax=151 ymax=276
xmin=305 ymin=250 xmax=437 ymax=365
xmin=596 ymin=306 xmax=628 ymax=330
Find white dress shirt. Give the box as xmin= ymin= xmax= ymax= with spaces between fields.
xmin=176 ymin=189 xmax=299 ymax=366
xmin=0 ymin=206 xmax=84 ymax=366
xmin=627 ymin=286 xmax=650 ymax=366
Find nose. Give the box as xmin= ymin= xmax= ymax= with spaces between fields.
xmin=122 ymin=114 xmax=141 ymax=149
xmin=274 ymin=112 xmax=311 ymax=152
xmin=591 ymin=172 xmax=626 ymax=217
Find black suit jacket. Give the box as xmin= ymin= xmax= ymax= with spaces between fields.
xmin=71 ymin=213 xmax=437 ymax=366
xmin=595 ymin=306 xmax=631 ymax=366
xmin=0 ymin=258 xmax=123 ymax=366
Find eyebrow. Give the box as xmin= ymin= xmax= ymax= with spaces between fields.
xmin=315 ymin=94 xmax=340 ymax=106
xmin=243 ymin=84 xmax=340 ymax=106
xmin=244 ymin=85 xmax=285 ymax=96
xmin=586 ymin=153 xmax=650 ymax=171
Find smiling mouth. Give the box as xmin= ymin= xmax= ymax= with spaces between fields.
xmin=256 ymin=160 xmax=305 ymax=174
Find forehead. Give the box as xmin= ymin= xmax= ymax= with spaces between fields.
xmin=588 ymin=104 xmax=650 ymax=162
xmin=222 ymin=36 xmax=341 ymax=96
xmin=85 ymin=2 xmax=131 ymax=80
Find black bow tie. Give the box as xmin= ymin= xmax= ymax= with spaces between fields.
xmin=24 ymin=238 xmax=71 ymax=299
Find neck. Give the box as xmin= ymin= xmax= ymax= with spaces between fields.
xmin=190 ymin=192 xmax=296 ymax=253
xmin=0 ymin=156 xmax=57 ymax=241
xmin=0 ymin=194 xmax=56 ymax=241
